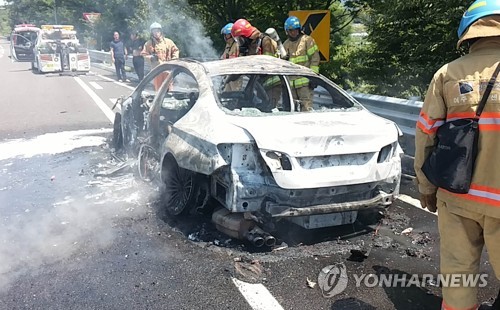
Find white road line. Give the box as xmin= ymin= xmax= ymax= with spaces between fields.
xmin=73 ymin=76 xmax=114 ymax=123
xmin=97 ymin=74 xmax=136 ymax=91
xmin=397 ymin=194 xmax=438 ymax=215
xmin=89 ymin=81 xmax=103 ymax=90
xmin=232 ymin=278 xmax=284 ymax=310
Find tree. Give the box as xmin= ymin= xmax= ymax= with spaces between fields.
xmin=344 ymin=0 xmax=469 ymax=98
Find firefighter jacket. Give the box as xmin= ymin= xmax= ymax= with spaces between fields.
xmin=283 ymin=34 xmax=320 ymax=88
xmin=221 ymin=38 xmax=238 ymax=59
xmin=415 ymin=37 xmax=500 ymax=219
xmin=247 ymin=32 xmax=277 ymax=56
xmin=142 ymin=36 xmax=179 ymax=66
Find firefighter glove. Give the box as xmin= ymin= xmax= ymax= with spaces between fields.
xmin=419 ymin=193 xmax=437 ymax=213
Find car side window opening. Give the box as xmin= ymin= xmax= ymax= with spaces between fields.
xmin=150 ymin=69 xmax=199 ymax=142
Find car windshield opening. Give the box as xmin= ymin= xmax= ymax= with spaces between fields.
xmin=212 ymin=73 xmax=361 ymax=116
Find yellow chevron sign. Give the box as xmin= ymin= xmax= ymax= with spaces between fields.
xmin=289 ymin=10 xmax=330 ymax=62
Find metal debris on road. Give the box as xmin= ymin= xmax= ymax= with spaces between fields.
xmin=306 ymin=277 xmax=317 ymax=288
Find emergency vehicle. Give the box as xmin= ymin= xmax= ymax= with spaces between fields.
xmin=31 ymin=25 xmax=90 ymax=74
xmin=10 ymin=23 xmax=40 ymax=62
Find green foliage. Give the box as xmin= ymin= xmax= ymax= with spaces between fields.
xmin=0 ymin=8 xmax=9 ymax=35
xmin=345 ymin=0 xmax=470 ymax=98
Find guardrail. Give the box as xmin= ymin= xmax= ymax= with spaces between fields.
xmin=89 ymin=49 xmax=153 ymax=72
xmin=88 ymin=49 xmax=421 ymax=173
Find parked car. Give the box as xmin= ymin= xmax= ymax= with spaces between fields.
xmin=113 ymin=55 xmax=403 ymax=247
xmin=10 ymin=23 xmax=40 ymax=62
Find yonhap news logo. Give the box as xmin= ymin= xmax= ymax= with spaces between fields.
xmin=317 ymin=263 xmax=348 ymax=298
xmin=317 ymin=263 xmax=488 ymax=298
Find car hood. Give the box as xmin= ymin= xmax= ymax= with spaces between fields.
xmin=229 ymin=110 xmax=399 ymax=157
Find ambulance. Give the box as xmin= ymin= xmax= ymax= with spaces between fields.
xmin=10 ymin=23 xmax=40 ymax=62
xmin=32 ymin=25 xmax=90 ymax=74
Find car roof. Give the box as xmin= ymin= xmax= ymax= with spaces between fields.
xmin=201 ymin=55 xmax=316 ymax=76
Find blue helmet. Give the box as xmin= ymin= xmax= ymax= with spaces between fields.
xmin=221 ymin=23 xmax=233 ymax=35
xmin=457 ymin=0 xmax=500 ymax=39
xmin=284 ymin=16 xmax=301 ymax=31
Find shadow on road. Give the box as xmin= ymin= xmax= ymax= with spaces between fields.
xmin=331 ymin=297 xmax=377 ymax=309
xmin=373 ymin=265 xmax=442 ymax=310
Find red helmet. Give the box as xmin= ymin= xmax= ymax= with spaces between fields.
xmin=231 ymin=19 xmax=256 ymax=38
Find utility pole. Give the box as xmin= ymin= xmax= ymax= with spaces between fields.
xmin=54 ymin=0 xmax=61 ymax=24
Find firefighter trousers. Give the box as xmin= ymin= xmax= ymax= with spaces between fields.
xmin=438 ymin=199 xmax=500 ymax=310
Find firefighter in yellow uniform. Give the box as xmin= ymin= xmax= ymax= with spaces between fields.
xmin=415 ymin=1 xmax=500 ymax=309
xmin=221 ymin=23 xmax=239 ymax=59
xmin=141 ymin=22 xmax=179 ymax=91
xmin=220 ymin=22 xmax=242 ymax=92
xmin=283 ymin=16 xmax=320 ymax=111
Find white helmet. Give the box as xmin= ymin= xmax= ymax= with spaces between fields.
xmin=150 ymin=22 xmax=162 ymax=32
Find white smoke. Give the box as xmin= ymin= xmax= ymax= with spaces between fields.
xmin=0 ymin=130 xmax=157 ymax=291
xmin=145 ymin=0 xmax=219 ymax=60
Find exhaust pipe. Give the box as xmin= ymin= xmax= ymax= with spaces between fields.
xmin=264 ymin=235 xmax=276 ymax=247
xmin=212 ymin=208 xmax=254 ymax=239
xmin=212 ymin=208 xmax=276 ymax=247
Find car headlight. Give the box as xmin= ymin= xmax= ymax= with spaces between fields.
xmin=377 ymin=142 xmax=397 ymax=163
xmin=261 ymin=150 xmax=292 ymax=171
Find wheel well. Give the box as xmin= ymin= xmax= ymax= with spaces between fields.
xmin=160 ymin=153 xmax=177 ymax=183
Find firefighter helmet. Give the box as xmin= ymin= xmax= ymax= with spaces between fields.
xmin=284 ymin=16 xmax=301 ymax=31
xmin=221 ymin=23 xmax=233 ymax=35
xmin=150 ymin=22 xmax=162 ymax=32
xmin=231 ymin=19 xmax=255 ymax=38
xmin=457 ymin=0 xmax=500 ymax=45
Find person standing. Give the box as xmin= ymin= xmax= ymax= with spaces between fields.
xmin=415 ymin=1 xmax=500 ymax=309
xmin=130 ymin=31 xmax=145 ymax=81
xmin=141 ymin=22 xmax=179 ymax=91
xmin=230 ymin=19 xmax=277 ymax=57
xmin=110 ymin=31 xmax=129 ymax=82
xmin=282 ymin=16 xmax=320 ymax=111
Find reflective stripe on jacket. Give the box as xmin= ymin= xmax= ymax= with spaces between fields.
xmin=283 ymin=34 xmax=320 ymax=73
xmin=414 ymin=38 xmax=500 ymax=218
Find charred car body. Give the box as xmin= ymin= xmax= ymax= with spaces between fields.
xmin=113 ymin=56 xmax=402 ymax=247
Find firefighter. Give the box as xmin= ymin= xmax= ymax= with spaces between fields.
xmin=283 ymin=16 xmax=320 ymax=111
xmin=141 ymin=22 xmax=179 ymax=91
xmin=414 ymin=1 xmax=500 ymax=309
xmin=230 ymin=19 xmax=277 ymax=57
xmin=221 ymin=23 xmax=238 ymax=59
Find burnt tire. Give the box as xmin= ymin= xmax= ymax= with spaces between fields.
xmin=112 ymin=112 xmax=123 ymax=151
xmin=162 ymin=157 xmax=198 ymax=216
xmin=137 ymin=144 xmax=159 ymax=182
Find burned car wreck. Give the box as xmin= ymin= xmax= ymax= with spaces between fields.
xmin=113 ymin=55 xmax=403 ymax=247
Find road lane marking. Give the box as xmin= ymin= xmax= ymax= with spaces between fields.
xmin=232 ymin=278 xmax=284 ymax=310
xmin=0 ymin=129 xmax=111 ymax=161
xmin=397 ymin=194 xmax=438 ymax=215
xmin=73 ymin=76 xmax=115 ymax=122
xmin=89 ymin=81 xmax=103 ymax=90
xmin=97 ymin=74 xmax=135 ymax=91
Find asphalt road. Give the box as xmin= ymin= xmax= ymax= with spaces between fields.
xmin=0 ymin=38 xmax=498 ymax=310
